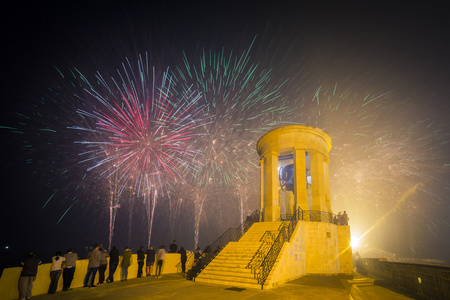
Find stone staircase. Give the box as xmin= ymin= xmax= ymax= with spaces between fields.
xmin=195 ymin=221 xmax=283 ymax=289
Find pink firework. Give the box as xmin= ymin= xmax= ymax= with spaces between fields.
xmin=70 ymin=54 xmax=205 ymax=196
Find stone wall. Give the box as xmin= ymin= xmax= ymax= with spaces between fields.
xmin=338 ymin=225 xmax=353 ymax=274
xmin=265 ymin=220 xmax=353 ymax=288
xmin=265 ymin=220 xmax=307 ymax=288
xmin=0 ymin=253 xmax=192 ymax=299
xmin=304 ymin=221 xmax=340 ymax=274
xmin=358 ymin=258 xmax=450 ymax=299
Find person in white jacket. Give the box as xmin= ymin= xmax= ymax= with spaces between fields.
xmin=156 ymin=246 xmax=166 ymax=278
xmin=48 ymin=251 xmax=65 ymax=294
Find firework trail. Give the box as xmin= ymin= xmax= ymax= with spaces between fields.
xmin=3 ymin=65 xmax=113 ymax=229
xmin=69 ymin=53 xmax=206 ymax=247
xmin=5 ymin=45 xmax=447 ymax=260
xmin=288 ymin=83 xmax=450 ymax=259
xmin=174 ymin=39 xmax=296 ymax=247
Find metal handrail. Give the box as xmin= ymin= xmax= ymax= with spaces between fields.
xmin=188 ymin=209 xmax=261 ymax=280
xmin=280 ymin=210 xmax=335 ymax=223
xmin=256 ymin=207 xmax=301 ymax=289
xmin=246 ymin=231 xmax=277 ymax=272
xmin=175 ymin=252 xmax=194 ymax=274
xmin=189 ymin=207 xmax=342 ymax=285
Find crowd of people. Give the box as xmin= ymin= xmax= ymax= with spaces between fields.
xmin=17 ymin=240 xmax=188 ymax=300
xmin=333 ymin=211 xmax=349 ymax=225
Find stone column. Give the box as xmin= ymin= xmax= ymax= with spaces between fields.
xmin=260 ymin=158 xmax=265 ymax=221
xmin=294 ymin=148 xmax=308 ymax=212
xmin=309 ymin=150 xmax=328 ymax=212
xmin=263 ymin=151 xmax=280 ymax=221
xmin=323 ymin=155 xmax=332 ymax=213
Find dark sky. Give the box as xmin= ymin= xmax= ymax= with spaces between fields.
xmin=1 ymin=1 xmax=449 ymax=267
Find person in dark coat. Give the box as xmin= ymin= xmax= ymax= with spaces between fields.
xmin=203 ymin=245 xmax=211 ymax=254
xmin=169 ymin=240 xmax=177 ymax=253
xmin=194 ymin=247 xmax=202 ymax=262
xmin=83 ymin=244 xmax=101 ymax=287
xmin=121 ymin=247 xmax=132 ymax=281
xmin=107 ymin=246 xmax=120 ymax=283
xmin=137 ymin=246 xmax=145 ymax=278
xmin=342 ymin=211 xmax=349 ymax=225
xmin=97 ymin=248 xmax=109 ymax=284
xmin=145 ymin=245 xmax=156 ymax=276
xmin=62 ymin=248 xmax=78 ymax=291
xmin=18 ymin=252 xmax=41 ymax=300
xmin=177 ymin=247 xmax=187 ymax=273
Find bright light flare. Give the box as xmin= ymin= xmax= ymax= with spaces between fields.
xmin=351 ymin=234 xmax=361 ymax=249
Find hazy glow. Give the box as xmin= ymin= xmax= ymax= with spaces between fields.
xmin=351 ymin=234 xmax=361 ymax=249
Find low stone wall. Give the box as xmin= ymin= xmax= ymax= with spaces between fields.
xmin=358 ymin=258 xmax=450 ymax=300
xmin=263 ymin=220 xmax=352 ymax=289
xmin=0 ymin=253 xmax=191 ymax=299
xmin=265 ymin=219 xmax=306 ymax=288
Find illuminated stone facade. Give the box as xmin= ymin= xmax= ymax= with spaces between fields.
xmin=197 ymin=125 xmax=353 ymax=289
xmin=257 ymin=125 xmax=332 ymax=221
xmin=257 ymin=125 xmax=353 ymax=280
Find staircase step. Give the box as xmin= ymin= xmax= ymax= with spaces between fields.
xmin=201 ymin=268 xmax=254 ymax=277
xmin=209 ymin=262 xmax=252 ymax=268
xmin=195 ymin=277 xmax=261 ymax=289
xmin=216 ymin=252 xmax=258 ymax=257
xmin=197 ymin=273 xmax=258 ymax=284
xmin=195 ymin=221 xmax=283 ymax=289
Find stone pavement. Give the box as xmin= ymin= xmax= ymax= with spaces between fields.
xmin=26 ymin=274 xmax=415 ymax=300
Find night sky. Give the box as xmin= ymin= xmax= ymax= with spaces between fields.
xmin=1 ymin=1 xmax=449 ymax=268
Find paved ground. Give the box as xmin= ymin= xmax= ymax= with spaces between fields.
xmin=28 ymin=274 xmax=416 ymax=300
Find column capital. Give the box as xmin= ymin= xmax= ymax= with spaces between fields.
xmin=263 ymin=150 xmax=279 ymax=158
xmin=307 ymin=149 xmax=329 ymax=162
xmin=294 ymin=147 xmax=307 ymax=151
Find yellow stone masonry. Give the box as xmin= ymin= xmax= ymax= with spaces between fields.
xmin=195 ymin=125 xmax=353 ymax=289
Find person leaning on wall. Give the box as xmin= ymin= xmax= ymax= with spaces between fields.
xmin=62 ymin=248 xmax=78 ymax=291
xmin=48 ymin=251 xmax=65 ymax=294
xmin=18 ymin=251 xmax=42 ymax=300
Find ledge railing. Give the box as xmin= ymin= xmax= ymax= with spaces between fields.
xmin=254 ymin=207 xmax=301 ymax=289
xmin=279 ymin=209 xmax=336 ymax=224
xmin=246 ymin=225 xmax=281 ymax=271
xmin=187 ymin=209 xmax=261 ymax=280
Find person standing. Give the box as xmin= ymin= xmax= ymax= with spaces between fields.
xmin=169 ymin=240 xmax=177 ymax=253
xmin=145 ymin=245 xmax=155 ymax=276
xmin=83 ymin=244 xmax=101 ymax=288
xmin=121 ymin=246 xmax=132 ymax=281
xmin=48 ymin=251 xmax=65 ymax=294
xmin=337 ymin=212 xmax=343 ymax=225
xmin=194 ymin=247 xmax=202 ymax=262
xmin=156 ymin=245 xmax=166 ymax=278
xmin=62 ymin=248 xmax=78 ymax=291
xmin=137 ymin=246 xmax=145 ymax=278
xmin=342 ymin=211 xmax=349 ymax=225
xmin=178 ymin=247 xmax=187 ymax=274
xmin=107 ymin=246 xmax=119 ymax=283
xmin=98 ymin=248 xmax=109 ymax=284
xmin=18 ymin=251 xmax=41 ymax=300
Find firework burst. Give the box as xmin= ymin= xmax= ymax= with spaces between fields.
xmin=68 ymin=53 xmax=206 ymax=248
xmin=288 ymin=83 xmax=450 ymax=259
xmin=71 ymin=53 xmax=205 ymax=197
xmin=173 ymin=40 xmax=296 ymax=246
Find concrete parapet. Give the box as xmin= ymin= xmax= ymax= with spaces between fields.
xmin=0 ymin=253 xmax=186 ymax=299
xmin=358 ymin=258 xmax=450 ymax=299
xmin=264 ymin=219 xmax=306 ymax=288
xmin=304 ymin=221 xmax=340 ymax=274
